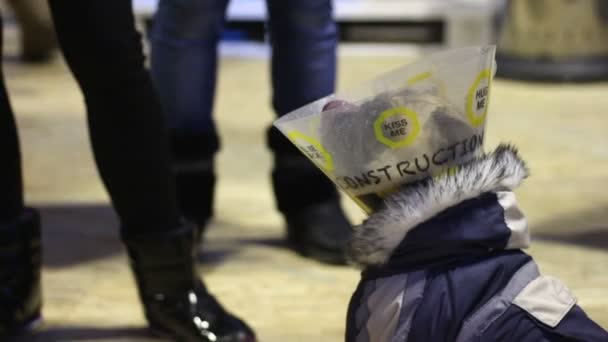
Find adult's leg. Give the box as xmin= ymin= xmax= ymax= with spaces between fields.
xmin=267 ymin=0 xmax=337 ymax=116
xmin=0 ymin=12 xmax=42 ymax=339
xmin=6 ymin=0 xmax=57 ymax=62
xmin=151 ymin=0 xmax=230 ymax=228
xmin=0 ymin=12 xmax=25 ymax=220
xmin=266 ymin=0 xmax=351 ymax=264
xmin=47 ymin=0 xmax=180 ymax=234
xmin=47 ymin=2 xmax=254 ymax=340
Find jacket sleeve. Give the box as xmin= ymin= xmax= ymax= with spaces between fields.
xmin=345 ymin=274 xmax=410 ymax=342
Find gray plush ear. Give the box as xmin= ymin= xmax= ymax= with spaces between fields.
xmin=347 ymin=144 xmax=529 ymax=268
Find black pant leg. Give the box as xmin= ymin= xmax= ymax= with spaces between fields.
xmin=0 ymin=12 xmax=26 ymax=221
xmin=47 ymin=0 xmax=180 ymax=234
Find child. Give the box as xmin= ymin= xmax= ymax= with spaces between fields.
xmin=275 ymin=47 xmax=608 ymax=341
xmin=344 ymin=144 xmax=608 ymax=341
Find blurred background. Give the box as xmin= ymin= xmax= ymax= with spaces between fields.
xmin=2 ymin=0 xmax=607 ymax=341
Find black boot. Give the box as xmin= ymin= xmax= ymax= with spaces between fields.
xmin=284 ymin=197 xmax=352 ymax=265
xmin=171 ymin=131 xmax=219 ymax=242
xmin=0 ymin=208 xmax=42 ymax=339
xmin=268 ymin=128 xmax=352 ymax=265
xmin=123 ymin=223 xmax=255 ymax=342
xmin=174 ymin=159 xmax=215 ymax=234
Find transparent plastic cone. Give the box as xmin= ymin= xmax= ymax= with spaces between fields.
xmin=274 ymin=46 xmax=497 ymax=214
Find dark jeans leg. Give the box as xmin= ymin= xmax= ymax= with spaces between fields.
xmin=266 ymin=0 xmax=339 ymax=213
xmin=267 ymin=0 xmax=337 ymax=116
xmin=151 ymin=0 xmax=229 ymax=155
xmin=149 ymin=0 xmax=230 ymax=225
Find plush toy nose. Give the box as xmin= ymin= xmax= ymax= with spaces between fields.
xmin=322 ymin=100 xmax=356 ymax=112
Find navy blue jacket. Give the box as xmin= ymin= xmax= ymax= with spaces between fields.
xmin=345 ymin=146 xmax=608 ymax=342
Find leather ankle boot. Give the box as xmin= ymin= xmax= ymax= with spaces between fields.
xmin=284 ymin=198 xmax=352 ymax=265
xmin=0 ymin=208 xmax=42 ymax=339
xmin=123 ymin=223 xmax=255 ymax=342
xmin=267 ymin=127 xmax=352 ymax=265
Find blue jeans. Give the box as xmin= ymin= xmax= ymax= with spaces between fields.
xmin=151 ymin=0 xmax=337 ymax=153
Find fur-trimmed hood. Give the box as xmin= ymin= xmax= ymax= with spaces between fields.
xmin=348 ymin=144 xmax=530 ymax=268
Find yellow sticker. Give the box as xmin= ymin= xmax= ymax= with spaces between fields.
xmin=373 ymin=106 xmax=421 ymax=148
xmin=466 ymin=69 xmax=491 ymax=127
xmin=407 ymin=71 xmax=447 ymax=98
xmin=287 ymin=131 xmax=334 ymax=172
xmin=407 ymin=71 xmax=433 ymax=85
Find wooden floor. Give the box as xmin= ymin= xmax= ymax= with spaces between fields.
xmin=4 ymin=41 xmax=608 ymax=341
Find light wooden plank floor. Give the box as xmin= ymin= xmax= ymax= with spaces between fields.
xmin=4 ymin=43 xmax=607 ymax=341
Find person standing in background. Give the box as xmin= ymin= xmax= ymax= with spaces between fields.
xmin=5 ymin=0 xmax=56 ymax=62
xmin=0 ymin=1 xmax=255 ymax=341
xmin=151 ymin=0 xmax=352 ymax=265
